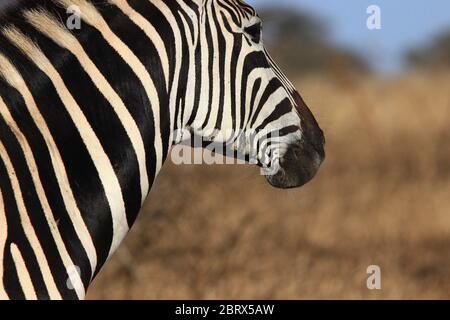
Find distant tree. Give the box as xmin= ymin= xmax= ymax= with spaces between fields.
xmin=258 ymin=7 xmax=370 ymax=78
xmin=406 ymin=30 xmax=450 ymax=70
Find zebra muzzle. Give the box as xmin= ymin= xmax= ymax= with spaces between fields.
xmin=266 ymin=139 xmax=324 ymax=189
xmin=266 ymin=91 xmax=325 ymax=189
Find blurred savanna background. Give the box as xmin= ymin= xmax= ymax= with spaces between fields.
xmin=88 ymin=0 xmax=450 ymax=299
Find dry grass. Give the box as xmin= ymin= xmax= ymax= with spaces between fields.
xmin=87 ymin=72 xmax=450 ymax=299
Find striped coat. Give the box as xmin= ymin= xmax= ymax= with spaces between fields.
xmin=0 ymin=0 xmax=324 ymax=299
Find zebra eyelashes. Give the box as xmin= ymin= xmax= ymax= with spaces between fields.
xmin=244 ymin=21 xmax=262 ymax=44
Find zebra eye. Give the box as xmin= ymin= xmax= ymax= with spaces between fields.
xmin=244 ymin=21 xmax=262 ymax=43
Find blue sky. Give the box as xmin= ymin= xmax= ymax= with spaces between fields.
xmin=249 ymin=0 xmax=450 ymax=73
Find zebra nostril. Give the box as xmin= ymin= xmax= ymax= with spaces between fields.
xmin=292 ymin=146 xmax=302 ymax=161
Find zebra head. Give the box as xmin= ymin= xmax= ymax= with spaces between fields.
xmin=181 ymin=0 xmax=325 ymax=189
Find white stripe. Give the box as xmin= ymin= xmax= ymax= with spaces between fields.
xmin=152 ymin=1 xmax=183 ymax=147
xmin=204 ymin=3 xmax=221 ymax=130
xmin=244 ymin=68 xmax=269 ymax=127
xmin=109 ymin=0 xmax=170 ymax=90
xmin=58 ymin=0 xmax=164 ymax=174
xmin=176 ymin=0 xmax=201 ymax=104
xmin=252 ymin=87 xmax=291 ymax=129
xmin=217 ymin=6 xmax=234 ymax=135
xmin=0 ymin=190 xmax=9 ymax=300
xmin=10 ymin=243 xmax=38 ymax=300
xmin=178 ymin=14 xmax=197 ymax=127
xmin=25 ymin=10 xmax=150 ymax=205
xmin=3 ymin=27 xmax=127 ymax=257
xmin=193 ymin=10 xmax=211 ymax=129
xmin=0 ymin=53 xmax=98 ymax=275
xmin=0 ymin=95 xmax=85 ymax=299
xmin=0 ymin=140 xmax=61 ymax=299
xmin=233 ymin=42 xmax=252 ymax=132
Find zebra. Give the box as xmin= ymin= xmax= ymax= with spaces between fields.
xmin=0 ymin=0 xmax=325 ymax=300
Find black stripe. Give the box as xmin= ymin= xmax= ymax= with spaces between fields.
xmin=255 ymin=98 xmax=292 ymax=132
xmin=167 ymin=0 xmax=196 ymax=44
xmin=246 ymin=78 xmax=262 ymax=127
xmin=220 ymin=0 xmax=242 ymax=26
xmin=211 ymin=7 xmax=226 ymax=130
xmin=170 ymin=4 xmax=191 ymax=131
xmin=224 ymin=13 xmax=241 ymax=130
xmin=249 ymin=78 xmax=283 ymax=128
xmin=187 ymin=28 xmax=202 ymax=127
xmin=201 ymin=8 xmax=215 ymax=129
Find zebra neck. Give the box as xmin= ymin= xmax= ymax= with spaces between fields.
xmin=0 ymin=0 xmax=198 ymax=299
